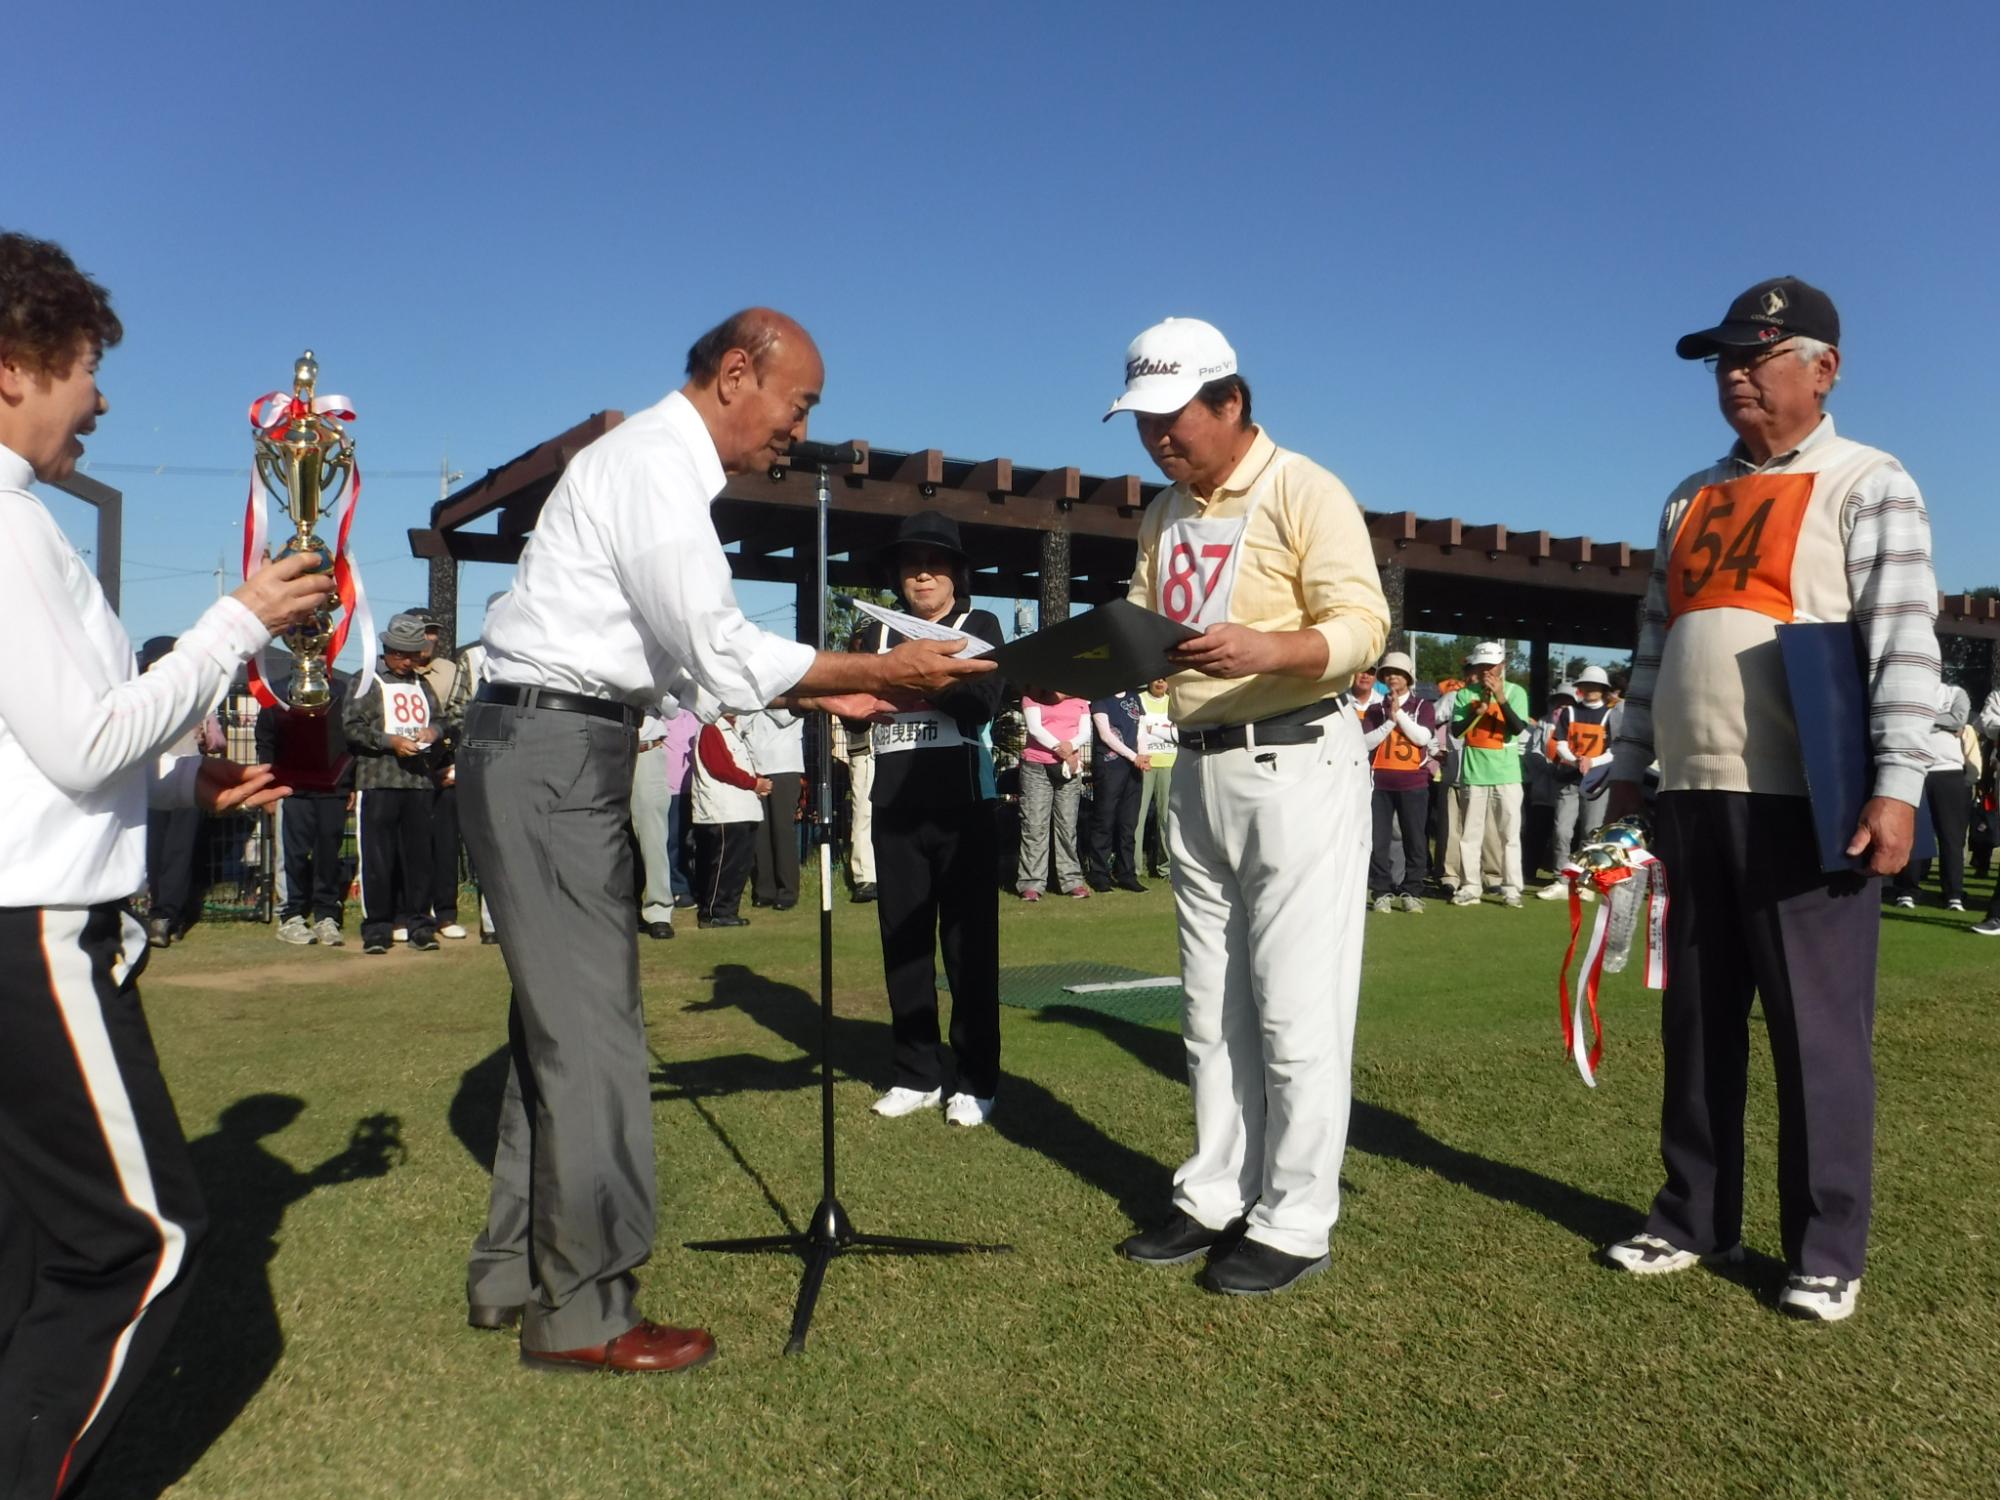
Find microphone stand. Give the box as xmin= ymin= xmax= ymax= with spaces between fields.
xmin=686 ymin=457 xmax=1008 ymax=1356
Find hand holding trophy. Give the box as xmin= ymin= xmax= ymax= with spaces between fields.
xmin=241 ymin=351 xmax=375 ymax=789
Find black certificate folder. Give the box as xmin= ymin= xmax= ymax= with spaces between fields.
xmin=1776 ymin=620 xmax=1936 ymax=873
xmin=986 ymin=600 xmax=1201 ymax=700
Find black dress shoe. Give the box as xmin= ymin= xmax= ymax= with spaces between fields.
xmin=751 ymin=897 xmax=771 ymax=908
xmin=468 ymin=1303 xmax=523 ymax=1331
xmin=773 ymin=899 xmax=796 ymax=911
xmin=1086 ymin=876 xmax=1114 ymax=894
xmin=1117 ymin=1210 xmax=1248 ymax=1266
xmin=1198 ymin=1238 xmax=1329 ymax=1296
xmin=480 ymin=931 xmax=499 ymax=945
xmin=1146 ymin=866 xmax=1166 ymax=880
xmin=644 ymin=922 xmax=675 ymax=940
xmin=673 ymin=894 xmax=698 ymax=910
xmin=145 ymin=915 xmax=174 ymax=949
xmin=851 ymin=883 xmax=877 ymax=903
xmin=1116 ymin=875 xmax=1148 ymax=893
xmin=699 ymin=916 xmax=751 ymax=929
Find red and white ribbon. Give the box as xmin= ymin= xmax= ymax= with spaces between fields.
xmin=241 ymin=390 xmax=375 ymax=708
xmin=1555 ymin=850 xmax=1669 ymax=1087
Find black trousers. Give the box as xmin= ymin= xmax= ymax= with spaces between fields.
xmin=1896 ymin=768 xmax=1971 ymax=904
xmin=752 ymin=771 xmax=804 ymax=905
xmin=873 ymin=801 xmax=1001 ymax=1097
xmin=357 ymin=787 xmax=434 ymax=946
xmin=1085 ymin=758 xmax=1142 ymax=883
xmin=429 ymin=784 xmax=461 ymax=923
xmin=1369 ymin=785 xmax=1429 ymax=897
xmin=0 ymin=905 xmax=207 ymax=1499
xmin=1646 ymin=792 xmax=1879 ymax=1279
xmin=144 ymin=806 xmax=203 ymax=930
xmin=277 ymin=793 xmax=347 ymax=924
xmin=694 ymin=820 xmax=757 ymax=921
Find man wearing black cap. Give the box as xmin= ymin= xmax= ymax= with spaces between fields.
xmin=1603 ymin=277 xmax=1940 ymax=1323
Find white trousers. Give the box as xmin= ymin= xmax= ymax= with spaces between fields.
xmin=1456 ymin=781 xmax=1524 ymax=897
xmin=848 ymin=751 xmax=876 ymax=885
xmin=1167 ymin=710 xmax=1371 ymax=1258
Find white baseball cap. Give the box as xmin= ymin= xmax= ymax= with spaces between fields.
xmin=1574 ymin=665 xmax=1611 ymax=688
xmin=1464 ymin=641 xmax=1507 ymax=667
xmin=1103 ymin=317 xmax=1238 ymax=422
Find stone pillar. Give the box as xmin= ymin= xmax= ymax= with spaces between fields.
xmin=427 ymin=555 xmax=459 ymax=653
xmin=1039 ymin=524 xmax=1071 ymax=626
xmin=1379 ymin=555 xmax=1408 ymax=654
xmin=1528 ymin=638 xmax=1551 ymax=710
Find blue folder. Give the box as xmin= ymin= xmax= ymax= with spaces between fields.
xmin=1776 ymin=621 xmax=1936 ymax=873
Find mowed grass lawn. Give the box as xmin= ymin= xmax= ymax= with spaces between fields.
xmin=92 ymin=866 xmax=2000 ymax=1500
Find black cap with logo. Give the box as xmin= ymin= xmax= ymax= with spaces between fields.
xmin=1675 ymin=276 xmax=1841 ymax=360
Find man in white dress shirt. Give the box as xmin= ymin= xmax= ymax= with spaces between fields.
xmin=0 ymin=231 xmax=332 ymax=1499
xmin=460 ymin=307 xmax=991 ymax=1374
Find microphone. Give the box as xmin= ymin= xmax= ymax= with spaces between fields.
xmin=787 ymin=439 xmax=863 ymax=468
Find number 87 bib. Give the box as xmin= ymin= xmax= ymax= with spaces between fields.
xmin=1153 ymin=454 xmax=1292 ymax=628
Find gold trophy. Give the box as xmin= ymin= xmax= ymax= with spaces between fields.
xmin=251 ymin=351 xmax=355 ymax=790
xmin=253 ymin=350 xmax=352 ymax=710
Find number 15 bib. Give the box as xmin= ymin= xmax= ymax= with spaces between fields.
xmin=1154 ymin=454 xmax=1294 ymax=628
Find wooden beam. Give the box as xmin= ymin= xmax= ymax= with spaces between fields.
xmin=963 ymin=459 xmax=1014 ymax=497
xmin=1507 ymin=529 xmax=1550 ymax=560
xmin=892 ymin=449 xmax=944 ymax=488
xmin=1416 ymin=518 xmax=1463 ymax=548
xmin=1550 ymin=535 xmax=1594 ymax=564
xmin=1027 ymin=466 xmax=1080 ymax=504
xmin=1462 ymin=523 xmax=1508 ymax=553
xmin=432 ymin=410 xmax=621 ymax=534
xmin=1368 ymin=511 xmax=1420 ymax=543
xmin=1084 ymin=474 xmax=1143 ymax=512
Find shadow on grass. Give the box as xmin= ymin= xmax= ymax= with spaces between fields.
xmin=675 ymin=964 xmax=1172 ymax=1225
xmin=1037 ymin=1005 xmax=1636 ymax=1247
xmin=93 ymin=1095 xmax=405 ymax=1499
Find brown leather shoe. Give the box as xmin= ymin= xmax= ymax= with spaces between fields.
xmin=521 ymin=1319 xmax=717 ymax=1374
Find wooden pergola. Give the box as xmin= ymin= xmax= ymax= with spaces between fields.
xmin=410 ymin=411 xmax=2000 ymax=702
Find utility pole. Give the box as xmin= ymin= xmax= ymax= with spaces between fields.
xmin=429 ymin=453 xmax=466 ymax=649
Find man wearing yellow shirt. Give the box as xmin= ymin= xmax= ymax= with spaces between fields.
xmin=1108 ymin=317 xmax=1389 ymax=1295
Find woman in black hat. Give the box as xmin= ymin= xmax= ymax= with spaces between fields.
xmin=855 ymin=511 xmax=1008 ymax=1127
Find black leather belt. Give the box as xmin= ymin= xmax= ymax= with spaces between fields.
xmin=1177 ymin=699 xmax=1341 ymax=755
xmin=477 ymin=682 xmax=638 ymax=726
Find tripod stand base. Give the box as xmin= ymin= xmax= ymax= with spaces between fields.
xmin=687 ymin=1197 xmax=1010 ymax=1354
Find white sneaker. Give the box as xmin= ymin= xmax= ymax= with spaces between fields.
xmin=871 ymin=1086 xmax=941 ymax=1119
xmin=1603 ymin=1232 xmax=1744 ymax=1276
xmin=1537 ymin=881 xmax=1569 ymax=901
xmin=1779 ymin=1272 xmax=1861 ymax=1322
xmin=944 ymin=1092 xmax=993 ymax=1128
xmin=1892 ymin=895 xmax=1916 ymax=910
xmin=438 ymin=923 xmax=469 ymax=940
xmin=313 ymin=918 xmax=345 ymax=947
xmin=1946 ymin=899 xmax=1965 ymax=913
xmin=1972 ymin=918 xmax=2000 ymax=937
xmin=1371 ymin=894 xmax=1394 ymax=914
xmin=392 ymin=926 xmax=410 ymax=942
xmin=1502 ymin=891 xmax=1524 ymax=908
xmin=276 ymin=915 xmax=313 ymax=946
xmin=1399 ymin=894 xmax=1425 ymax=914
xmin=1451 ymin=890 xmax=1480 ymax=907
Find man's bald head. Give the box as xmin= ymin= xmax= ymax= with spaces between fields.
xmin=680 ymin=307 xmax=824 ymax=475
xmin=685 ymin=307 xmax=818 ymax=386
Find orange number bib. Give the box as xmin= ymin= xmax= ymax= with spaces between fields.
xmin=1463 ymin=701 xmax=1510 ymax=750
xmin=1665 ymin=473 xmax=1815 ymax=622
xmin=1566 ymin=721 xmax=1607 ymax=758
xmin=1372 ymin=727 xmax=1424 ymax=772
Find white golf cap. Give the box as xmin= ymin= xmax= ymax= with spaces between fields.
xmin=1377 ymin=651 xmax=1416 ymax=679
xmin=1574 ymin=665 xmax=1611 ymax=688
xmin=1103 ymin=317 xmax=1238 ymax=422
xmin=1465 ymin=641 xmax=1507 ymax=668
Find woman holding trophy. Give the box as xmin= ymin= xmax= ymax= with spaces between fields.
xmin=0 ymin=232 xmax=335 ymax=1498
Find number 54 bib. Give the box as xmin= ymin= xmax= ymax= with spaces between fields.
xmin=1154 ymin=454 xmax=1294 ymax=628
xmin=1664 ymin=473 xmax=1815 ymax=623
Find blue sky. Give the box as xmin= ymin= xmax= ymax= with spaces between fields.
xmin=13 ymin=1 xmax=1996 ymax=652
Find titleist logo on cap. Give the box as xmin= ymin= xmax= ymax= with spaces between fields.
xmin=1127 ymin=356 xmax=1181 ymax=379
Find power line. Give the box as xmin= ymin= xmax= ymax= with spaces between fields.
xmin=77 ymin=461 xmax=441 ymax=480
